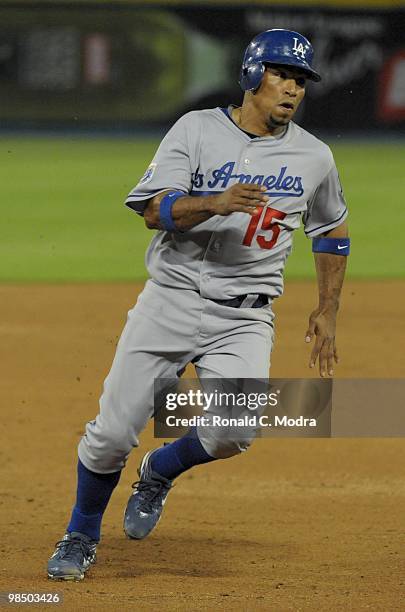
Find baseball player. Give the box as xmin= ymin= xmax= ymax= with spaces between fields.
xmin=47 ymin=29 xmax=349 ymax=580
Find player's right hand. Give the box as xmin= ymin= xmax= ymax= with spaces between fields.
xmin=211 ymin=184 xmax=269 ymax=216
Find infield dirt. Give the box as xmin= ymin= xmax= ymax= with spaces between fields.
xmin=1 ymin=281 xmax=404 ymax=611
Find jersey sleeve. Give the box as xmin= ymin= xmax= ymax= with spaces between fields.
xmin=125 ymin=114 xmax=194 ymax=215
xmin=303 ymin=162 xmax=348 ymax=237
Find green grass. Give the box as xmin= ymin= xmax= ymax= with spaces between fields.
xmin=286 ymin=141 xmax=405 ymax=279
xmin=1 ymin=137 xmax=404 ymax=282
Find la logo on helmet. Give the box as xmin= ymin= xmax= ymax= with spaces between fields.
xmin=292 ymin=38 xmax=308 ymax=60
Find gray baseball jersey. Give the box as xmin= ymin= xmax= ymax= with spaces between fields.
xmin=126 ymin=106 xmax=347 ymax=300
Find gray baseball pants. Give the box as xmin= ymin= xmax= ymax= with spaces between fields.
xmin=78 ymin=280 xmax=274 ymax=473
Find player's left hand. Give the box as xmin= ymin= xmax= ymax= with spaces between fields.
xmin=304 ymin=308 xmax=338 ymax=377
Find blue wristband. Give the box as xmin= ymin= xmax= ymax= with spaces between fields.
xmin=159 ymin=191 xmax=185 ymax=231
xmin=312 ymin=237 xmax=350 ymax=255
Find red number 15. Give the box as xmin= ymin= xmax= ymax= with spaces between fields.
xmin=242 ymin=207 xmax=286 ymax=250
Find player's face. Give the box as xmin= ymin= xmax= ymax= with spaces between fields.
xmin=254 ymin=65 xmax=307 ymax=129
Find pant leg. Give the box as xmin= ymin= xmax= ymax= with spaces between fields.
xmin=194 ymin=301 xmax=274 ymax=459
xmin=78 ymin=281 xmax=202 ymax=473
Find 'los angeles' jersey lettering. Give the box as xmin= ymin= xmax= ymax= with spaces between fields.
xmin=204 ymin=162 xmax=303 ymax=196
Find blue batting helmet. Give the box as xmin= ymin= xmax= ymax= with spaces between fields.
xmin=239 ymin=29 xmax=321 ymax=92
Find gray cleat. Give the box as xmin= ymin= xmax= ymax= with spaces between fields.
xmin=123 ymin=449 xmax=173 ymax=540
xmin=47 ymin=531 xmax=97 ymax=581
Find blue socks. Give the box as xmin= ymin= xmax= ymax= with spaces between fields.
xmin=67 ymin=431 xmax=215 ymax=540
xmin=67 ymin=459 xmax=121 ymax=541
xmin=150 ymin=429 xmax=216 ymax=480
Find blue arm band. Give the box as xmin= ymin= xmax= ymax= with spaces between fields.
xmin=312 ymin=237 xmax=350 ymax=256
xmin=159 ymin=191 xmax=185 ymax=231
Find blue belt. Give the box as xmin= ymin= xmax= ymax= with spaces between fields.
xmin=212 ymin=294 xmax=268 ymax=309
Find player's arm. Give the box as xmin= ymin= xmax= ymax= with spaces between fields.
xmin=128 ymin=114 xmax=269 ymax=228
xmin=143 ymin=185 xmax=269 ymax=231
xmin=305 ymin=220 xmax=349 ymax=377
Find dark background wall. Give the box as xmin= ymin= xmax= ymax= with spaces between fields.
xmin=1 ymin=1 xmax=404 ymax=133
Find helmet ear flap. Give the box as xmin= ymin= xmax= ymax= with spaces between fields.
xmin=239 ymin=62 xmax=265 ymax=92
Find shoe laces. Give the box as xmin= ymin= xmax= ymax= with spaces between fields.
xmin=132 ymin=475 xmax=172 ymax=514
xmin=54 ymin=536 xmax=94 ymax=561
